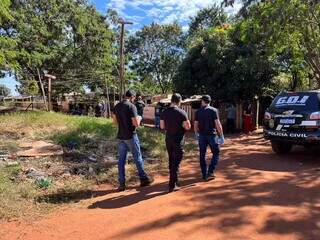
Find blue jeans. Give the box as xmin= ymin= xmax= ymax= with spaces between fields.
xmin=198 ymin=134 xmax=220 ymax=178
xmin=118 ymin=134 xmax=148 ymax=185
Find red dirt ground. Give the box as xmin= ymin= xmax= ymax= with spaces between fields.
xmin=1 ymin=134 xmax=320 ymax=240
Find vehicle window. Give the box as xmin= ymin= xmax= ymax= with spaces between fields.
xmin=269 ymin=92 xmax=319 ymax=113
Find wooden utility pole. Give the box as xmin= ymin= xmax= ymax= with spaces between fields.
xmin=118 ymin=19 xmax=133 ymax=100
xmin=44 ymin=74 xmax=56 ymax=111
xmin=105 ymin=77 xmax=111 ymax=118
xmin=37 ymin=68 xmax=48 ymax=111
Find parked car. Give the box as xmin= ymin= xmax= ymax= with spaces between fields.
xmin=264 ymin=90 xmax=320 ymax=154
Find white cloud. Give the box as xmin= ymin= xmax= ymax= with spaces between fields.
xmin=182 ymin=25 xmax=189 ymax=32
xmin=107 ymin=0 xmax=127 ymax=15
xmin=225 ymin=1 xmax=242 ymax=15
xmin=161 ymin=12 xmax=179 ymax=24
xmin=147 ymin=7 xmax=164 ymax=18
xmin=127 ymin=0 xmax=154 ymax=9
xmin=124 ymin=14 xmax=145 ymax=22
xmin=107 ymin=0 xmax=241 ymax=27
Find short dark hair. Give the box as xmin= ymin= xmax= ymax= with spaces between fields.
xmin=171 ymin=93 xmax=182 ymax=104
xmin=201 ymin=95 xmax=211 ymax=104
xmin=125 ymin=90 xmax=136 ymax=98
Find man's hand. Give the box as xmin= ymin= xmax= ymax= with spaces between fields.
xmin=132 ymin=116 xmax=142 ymax=127
xmin=215 ymin=119 xmax=224 ymax=137
xmin=218 ymin=135 xmax=225 ymax=145
xmin=160 ymin=119 xmax=165 ymax=130
xmin=183 ymin=120 xmax=191 ymax=130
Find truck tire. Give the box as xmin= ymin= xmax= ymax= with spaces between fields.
xmin=271 ymin=141 xmax=292 ymax=154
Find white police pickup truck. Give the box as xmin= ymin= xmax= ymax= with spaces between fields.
xmin=264 ymin=91 xmax=320 ymax=154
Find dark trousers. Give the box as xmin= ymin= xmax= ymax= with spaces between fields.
xmin=226 ymin=118 xmax=235 ymax=134
xmin=165 ymin=135 xmax=184 ymax=188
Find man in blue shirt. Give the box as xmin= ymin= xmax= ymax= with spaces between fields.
xmin=194 ymin=95 xmax=224 ymax=180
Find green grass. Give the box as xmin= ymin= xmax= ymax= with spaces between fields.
xmin=138 ymin=127 xmax=167 ymax=158
xmin=0 ymin=164 xmax=39 ymax=220
xmin=0 ymin=111 xmax=168 ymax=220
xmin=0 ymin=111 xmax=116 ymax=143
xmin=49 ymin=116 xmax=116 ymax=147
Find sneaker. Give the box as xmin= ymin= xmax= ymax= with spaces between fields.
xmin=117 ymin=184 xmax=126 ymax=192
xmin=207 ymin=173 xmax=216 ymax=180
xmin=140 ymin=177 xmax=154 ymax=187
xmin=168 ymin=184 xmax=181 ymax=193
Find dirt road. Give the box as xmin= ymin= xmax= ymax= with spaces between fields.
xmin=1 ymin=134 xmax=320 ymax=240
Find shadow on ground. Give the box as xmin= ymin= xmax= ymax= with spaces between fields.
xmin=99 ymin=135 xmax=320 ymax=240
xmin=36 ymin=189 xmax=119 ymax=204
xmin=88 ymin=176 xmax=199 ymax=209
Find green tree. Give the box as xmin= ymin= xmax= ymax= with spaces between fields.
xmin=0 ymin=84 xmax=11 ymax=96
xmin=263 ymin=0 xmax=320 ymax=87
xmin=0 ymin=0 xmax=18 ymax=69
xmin=188 ymin=4 xmax=228 ymax=37
xmin=225 ymin=0 xmax=320 ymax=89
xmin=174 ymin=25 xmax=276 ymax=100
xmin=222 ymin=0 xmax=259 ymax=15
xmin=127 ymin=22 xmax=184 ymax=94
xmin=2 ymin=0 xmax=115 ymax=96
xmin=16 ymin=79 xmax=39 ymax=96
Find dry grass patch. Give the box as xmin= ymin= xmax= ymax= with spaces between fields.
xmin=0 ymin=111 xmax=168 ymax=220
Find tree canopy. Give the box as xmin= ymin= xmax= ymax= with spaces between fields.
xmin=0 ymin=0 xmax=17 ymax=69
xmin=174 ymin=25 xmax=276 ymax=100
xmin=174 ymin=0 xmax=320 ymax=101
xmin=127 ymin=22 xmax=184 ymax=94
xmin=245 ymin=0 xmax=320 ymax=88
xmin=1 ymin=0 xmax=115 ymax=96
xmin=1 ymin=0 xmax=319 ymax=100
xmin=188 ymin=5 xmax=228 ymax=37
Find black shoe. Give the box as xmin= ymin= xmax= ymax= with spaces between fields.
xmin=207 ymin=172 xmax=216 ymax=180
xmin=202 ymin=176 xmax=208 ymax=182
xmin=117 ymin=184 xmax=126 ymax=192
xmin=140 ymin=177 xmax=154 ymax=187
xmin=168 ymin=184 xmax=181 ymax=193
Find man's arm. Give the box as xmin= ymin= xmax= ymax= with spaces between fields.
xmin=131 ymin=105 xmax=141 ymax=127
xmin=194 ymin=110 xmax=200 ymax=133
xmin=160 ymin=119 xmax=165 ymax=130
xmin=215 ymin=119 xmax=224 ymax=136
xmin=183 ymin=120 xmax=191 ymax=130
xmin=182 ymin=111 xmax=191 ymax=130
xmin=132 ymin=116 xmax=141 ymax=127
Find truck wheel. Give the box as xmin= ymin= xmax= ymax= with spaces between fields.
xmin=271 ymin=141 xmax=292 ymax=154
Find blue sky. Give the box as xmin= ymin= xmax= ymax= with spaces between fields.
xmin=1 ymin=0 xmax=241 ymax=96
xmin=0 ymin=74 xmax=18 ymax=96
xmin=94 ymin=0 xmax=241 ymax=32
